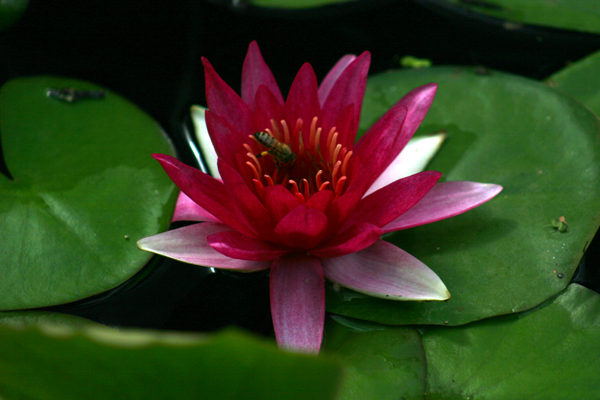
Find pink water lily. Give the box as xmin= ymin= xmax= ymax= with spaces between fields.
xmin=138 ymin=42 xmax=502 ymax=353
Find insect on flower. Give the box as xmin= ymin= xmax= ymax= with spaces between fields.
xmin=253 ymin=131 xmax=296 ymax=168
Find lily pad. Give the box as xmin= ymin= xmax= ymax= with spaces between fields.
xmin=327 ymin=67 xmax=600 ymax=325
xmin=436 ymin=0 xmax=600 ymax=35
xmin=0 ymin=320 xmax=343 ymax=400
xmin=324 ymin=284 xmax=600 ymax=399
xmin=250 ymin=0 xmax=349 ymax=9
xmin=423 ymin=284 xmax=600 ymax=398
xmin=546 ymin=49 xmax=600 ymax=117
xmin=0 ymin=76 xmax=177 ymax=310
xmin=323 ymin=316 xmax=426 ymax=400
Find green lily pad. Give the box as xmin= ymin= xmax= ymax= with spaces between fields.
xmin=323 ymin=316 xmax=425 ymax=400
xmin=0 ymin=310 xmax=94 ymax=328
xmin=546 ymin=49 xmax=600 ymax=117
xmin=0 ymin=321 xmax=343 ymax=400
xmin=325 ymin=284 xmax=600 ymax=399
xmin=327 ymin=67 xmax=600 ymax=325
xmin=423 ymin=284 xmax=600 ymax=398
xmin=250 ymin=0 xmax=349 ymax=9
xmin=441 ymin=0 xmax=600 ymax=34
xmin=0 ymin=76 xmax=177 ymax=310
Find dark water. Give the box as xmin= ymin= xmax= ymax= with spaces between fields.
xmin=1 ymin=0 xmax=599 ymax=334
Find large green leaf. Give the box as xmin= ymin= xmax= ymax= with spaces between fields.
xmin=250 ymin=0 xmax=349 ymax=9
xmin=0 ymin=76 xmax=177 ymax=310
xmin=0 ymin=317 xmax=343 ymax=400
xmin=327 ymin=67 xmax=600 ymax=325
xmin=324 ymin=284 xmax=600 ymax=399
xmin=423 ymin=284 xmax=600 ymax=399
xmin=323 ymin=316 xmax=426 ymax=400
xmin=439 ymin=0 xmax=600 ymax=34
xmin=546 ymin=49 xmax=600 ymax=117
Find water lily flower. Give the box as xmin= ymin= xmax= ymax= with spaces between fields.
xmin=138 ymin=42 xmax=502 ymax=353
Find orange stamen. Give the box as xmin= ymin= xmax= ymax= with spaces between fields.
xmin=246 ymin=152 xmax=261 ymax=176
xmin=269 ymin=120 xmax=281 ymax=140
xmin=319 ymin=181 xmax=331 ymax=191
xmin=341 ymin=150 xmax=353 ymax=177
xmin=281 ymin=120 xmax=291 ymax=145
xmin=315 ymin=170 xmax=323 ymax=188
xmin=302 ymin=179 xmax=310 ymax=200
xmin=246 ymin=161 xmax=260 ymax=181
xmin=334 ymin=176 xmax=347 ymax=197
xmin=253 ymin=179 xmax=264 ymax=197
xmin=308 ymin=117 xmax=318 ymax=150
xmin=328 ymin=132 xmax=338 ymax=162
xmin=332 ymin=144 xmax=342 ymax=164
xmin=331 ymin=160 xmax=342 ymax=188
xmin=264 ymin=175 xmax=274 ymax=186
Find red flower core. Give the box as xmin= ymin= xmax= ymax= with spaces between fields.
xmin=244 ymin=116 xmax=353 ymax=204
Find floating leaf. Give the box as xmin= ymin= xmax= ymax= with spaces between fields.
xmin=423 ymin=284 xmax=600 ymax=398
xmin=0 ymin=76 xmax=177 ymax=310
xmin=0 ymin=320 xmax=343 ymax=400
xmin=323 ymin=315 xmax=425 ymax=400
xmin=325 ymin=284 xmax=600 ymax=399
xmin=546 ymin=49 xmax=600 ymax=117
xmin=327 ymin=67 xmax=600 ymax=325
xmin=434 ymin=0 xmax=600 ymax=34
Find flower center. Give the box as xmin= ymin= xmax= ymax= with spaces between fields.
xmin=243 ymin=117 xmax=353 ymax=204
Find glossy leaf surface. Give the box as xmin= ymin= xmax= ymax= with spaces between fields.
xmin=0 ymin=76 xmax=177 ymax=310
xmin=325 ymin=284 xmax=600 ymax=399
xmin=423 ymin=284 xmax=600 ymax=399
xmin=439 ymin=0 xmax=600 ymax=34
xmin=546 ymin=49 xmax=600 ymax=117
xmin=250 ymin=0 xmax=349 ymax=9
xmin=0 ymin=317 xmax=343 ymax=400
xmin=323 ymin=316 xmax=426 ymax=400
xmin=327 ymin=67 xmax=600 ymax=325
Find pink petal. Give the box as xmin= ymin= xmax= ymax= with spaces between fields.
xmin=285 ymin=63 xmax=321 ymax=149
xmin=383 ymin=181 xmax=503 ymax=233
xmin=395 ymin=83 xmax=438 ymax=144
xmin=305 ymin=190 xmax=334 ymax=214
xmin=202 ymin=57 xmax=253 ymax=137
xmin=311 ymin=222 xmax=382 ymax=258
xmin=172 ymin=191 xmax=221 ymax=223
xmin=261 ymin=185 xmax=300 ymax=223
xmin=320 ymin=51 xmax=371 ymax=136
xmin=274 ymin=205 xmax=329 ymax=249
xmin=352 ymin=104 xmax=408 ymax=190
xmin=137 ymin=223 xmax=270 ymax=271
xmin=252 ymin=85 xmax=285 ymax=132
xmin=218 ymin=159 xmax=276 ymax=239
xmin=354 ymin=83 xmax=438 ymax=189
xmin=270 ymin=255 xmax=325 ymax=353
xmin=344 ymin=171 xmax=442 ymax=229
xmin=364 ymin=131 xmax=447 ymax=197
xmin=317 ymin=54 xmax=356 ymax=104
xmin=207 ymin=230 xmax=289 ymax=261
xmin=322 ymin=240 xmax=450 ymax=300
xmin=241 ymin=41 xmax=284 ymax=106
xmin=204 ymin=110 xmax=248 ymax=169
xmin=153 ymin=154 xmax=257 ymax=238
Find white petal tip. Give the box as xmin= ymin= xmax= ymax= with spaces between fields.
xmin=190 ymin=104 xmax=220 ymax=179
